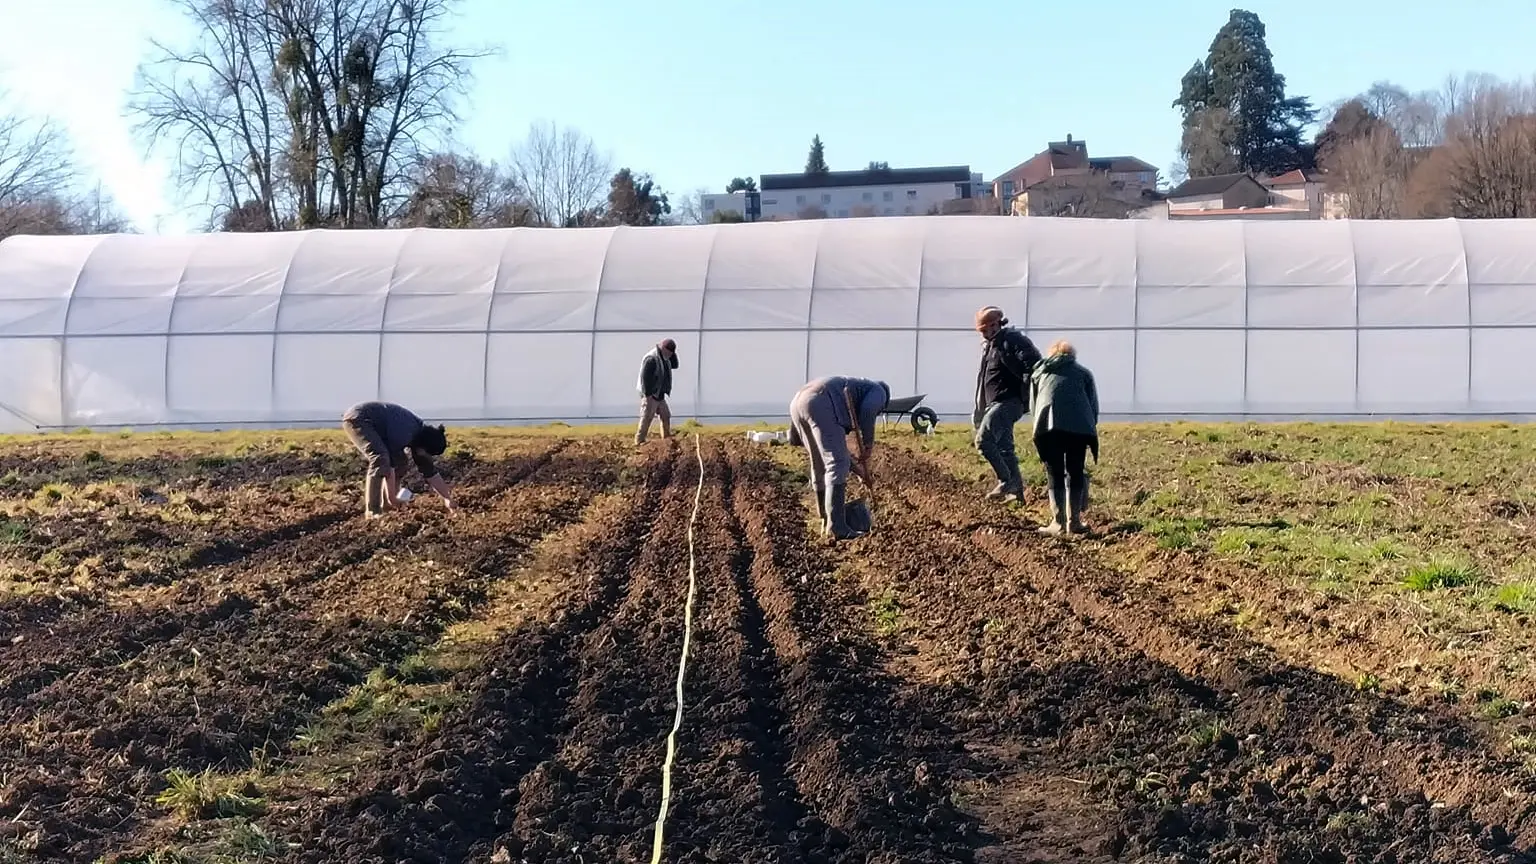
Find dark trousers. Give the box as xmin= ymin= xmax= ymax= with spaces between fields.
xmin=1034 ymin=429 xmax=1092 ymax=509
xmin=342 ymin=408 xmax=389 ymax=514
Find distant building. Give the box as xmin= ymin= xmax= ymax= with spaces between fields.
xmin=701 ymin=165 xmax=985 ymax=221
xmin=1136 ymin=170 xmax=1347 ymax=220
xmin=990 ymin=135 xmax=1162 ymax=217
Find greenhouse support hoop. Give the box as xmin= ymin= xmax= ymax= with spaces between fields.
xmin=649 ymin=433 xmax=705 ymax=863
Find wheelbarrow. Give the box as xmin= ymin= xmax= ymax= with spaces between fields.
xmin=881 ymin=393 xmax=939 ymax=434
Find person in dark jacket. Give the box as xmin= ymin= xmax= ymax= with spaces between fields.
xmin=636 ymin=338 xmax=679 ymax=444
xmin=1029 ymin=340 xmax=1100 ymax=535
xmin=341 ymin=400 xmax=457 ymax=518
xmin=972 ymin=305 xmax=1042 ymax=502
xmin=787 ymin=375 xmax=889 ymax=540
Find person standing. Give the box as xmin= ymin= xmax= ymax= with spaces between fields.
xmin=340 ymin=400 xmax=457 ymax=518
xmin=787 ymin=375 xmax=890 ymax=540
xmin=972 ymin=305 xmax=1042 ymax=501
xmin=636 ymin=338 xmax=679 ymax=444
xmin=1029 ymin=340 xmax=1100 ymax=535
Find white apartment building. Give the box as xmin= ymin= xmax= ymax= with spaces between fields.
xmin=702 ymin=165 xmax=984 ymax=222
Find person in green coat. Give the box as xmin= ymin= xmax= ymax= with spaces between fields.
xmin=1029 ymin=340 xmax=1100 ymax=535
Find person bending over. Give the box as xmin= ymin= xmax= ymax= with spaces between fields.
xmin=341 ymin=400 xmax=457 ymax=518
xmin=787 ymin=375 xmax=890 ymax=540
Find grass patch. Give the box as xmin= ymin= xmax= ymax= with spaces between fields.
xmin=1493 ymin=582 xmax=1536 ymax=614
xmin=1402 ymin=560 xmax=1480 ymax=592
xmin=870 ymin=588 xmax=903 ymax=636
xmin=155 ymin=768 xmax=265 ymax=821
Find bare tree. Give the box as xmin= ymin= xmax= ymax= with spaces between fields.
xmin=1326 ymin=128 xmax=1408 ymax=218
xmin=394 ymin=151 xmax=535 ymax=228
xmin=1440 ymin=77 xmax=1536 ymax=218
xmin=1356 ymin=81 xmax=1444 ymax=149
xmin=0 ymin=111 xmax=71 ymax=209
xmin=129 ymin=0 xmax=491 ymax=230
xmin=668 ymin=186 xmax=711 ymax=225
xmin=1021 ymin=174 xmax=1150 ymax=218
xmin=0 ymin=91 xmax=131 ymax=237
xmin=506 ymin=120 xmax=611 ymax=228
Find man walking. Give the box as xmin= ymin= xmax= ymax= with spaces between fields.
xmin=972 ymin=305 xmax=1042 ymax=501
xmin=636 ymin=338 xmax=679 ymax=444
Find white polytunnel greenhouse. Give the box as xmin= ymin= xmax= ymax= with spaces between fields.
xmin=2 ymin=215 xmax=1536 ymax=433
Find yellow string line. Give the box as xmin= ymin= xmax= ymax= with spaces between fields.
xmin=649 ymin=432 xmax=705 ymax=864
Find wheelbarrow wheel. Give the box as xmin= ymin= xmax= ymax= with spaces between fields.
xmin=911 ymin=407 xmax=938 ymax=434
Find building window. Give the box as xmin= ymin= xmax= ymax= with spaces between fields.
xmin=796 ymin=195 xmax=805 ymax=205
xmin=1002 ymin=180 xmax=1015 ymax=197
xmin=862 ymin=191 xmax=873 ymax=201
xmin=883 ymin=207 xmax=894 ymax=216
xmin=763 ymin=199 xmax=777 ymax=205
xmin=882 ymin=191 xmax=893 ymax=202
xmin=821 ymin=193 xmax=831 ymax=204
xmin=906 ymin=190 xmax=917 ymax=199
xmin=704 ymin=199 xmax=715 ymax=211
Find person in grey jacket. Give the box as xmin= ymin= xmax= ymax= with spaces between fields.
xmin=787 ymin=375 xmax=890 ymax=540
xmin=341 ymin=400 xmax=457 ymax=518
xmin=1029 ymin=340 xmax=1099 ymax=535
xmin=636 ymin=338 xmax=679 ymax=444
xmin=972 ymin=305 xmax=1042 ymax=502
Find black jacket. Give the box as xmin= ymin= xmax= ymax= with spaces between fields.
xmin=975 ymin=326 xmax=1041 ymax=411
xmin=639 ymin=346 xmax=677 ymax=400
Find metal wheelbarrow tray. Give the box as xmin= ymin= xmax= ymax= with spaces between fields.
xmin=881 ymin=393 xmax=939 ymax=433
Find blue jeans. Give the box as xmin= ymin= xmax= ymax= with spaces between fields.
xmin=974 ymin=399 xmax=1026 ymax=486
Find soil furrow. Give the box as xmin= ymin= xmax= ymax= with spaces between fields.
xmin=650 ymin=439 xmax=821 ymax=862
xmin=1 ymin=440 xmax=619 ymax=862
xmin=723 ymin=440 xmax=978 ymax=863
xmin=491 ymin=441 xmax=702 ymax=864
xmin=879 ymin=446 xmax=1534 ymax=863
xmin=274 ymin=441 xmax=679 ymax=864
xmin=0 ymin=440 xmax=571 ymax=702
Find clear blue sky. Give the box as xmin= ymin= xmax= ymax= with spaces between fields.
xmin=2 ymin=0 xmax=1534 ymax=233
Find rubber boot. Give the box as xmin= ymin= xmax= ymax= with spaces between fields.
xmin=813 ymin=484 xmax=829 ymax=533
xmin=1068 ymin=475 xmax=1088 ymax=534
xmin=826 ymin=483 xmax=865 ymax=540
xmin=364 ymin=472 xmax=384 ymax=518
xmin=1037 ymin=486 xmax=1065 ymax=535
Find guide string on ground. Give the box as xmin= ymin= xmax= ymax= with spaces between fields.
xmin=649 ymin=432 xmax=705 ymax=863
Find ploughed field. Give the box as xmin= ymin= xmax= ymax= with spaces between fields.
xmin=0 ymin=423 xmax=1533 ymax=863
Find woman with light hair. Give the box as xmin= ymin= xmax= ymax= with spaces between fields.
xmin=1029 ymin=339 xmax=1099 ymax=535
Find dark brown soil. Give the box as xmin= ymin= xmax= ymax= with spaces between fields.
xmin=2 ymin=432 xmax=1531 ymax=864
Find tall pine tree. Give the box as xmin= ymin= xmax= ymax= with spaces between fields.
xmin=805 ymin=135 xmax=829 ymax=175
xmin=1173 ymin=10 xmax=1315 ymax=177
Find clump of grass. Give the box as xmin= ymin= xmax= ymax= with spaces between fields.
xmin=1402 ymin=560 xmax=1479 ymax=592
xmin=154 ymin=767 xmax=264 ymax=821
xmin=1493 ymin=582 xmax=1536 ymax=614
xmin=1479 ymin=697 xmax=1522 ymax=721
xmin=870 ymin=589 xmax=902 ymax=636
xmin=1146 ymin=516 xmax=1208 ymax=550
xmin=222 ymin=820 xmax=285 ymax=857
xmin=1325 ymin=810 xmax=1373 ymax=833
